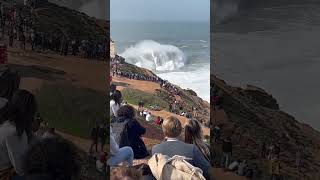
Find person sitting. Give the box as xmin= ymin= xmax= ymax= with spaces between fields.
xmin=116 ymin=105 xmax=149 ymax=159
xmin=154 ymin=116 xmax=161 ymax=125
xmin=110 ymin=90 xmax=122 ymax=118
xmin=152 ymin=116 xmax=210 ymax=179
xmin=111 ymin=166 xmax=142 ymax=180
xmin=42 ymin=127 xmax=57 ymax=139
xmin=107 ymin=127 xmax=134 ymax=166
xmin=146 ymin=112 xmax=152 ymax=122
xmin=237 ymin=160 xmax=248 ymax=176
xmin=0 ymin=90 xmax=37 ymax=178
xmin=142 ymin=109 xmax=148 ymax=117
xmin=184 ymin=119 xmax=210 ymax=161
xmin=228 ymin=160 xmax=240 ymax=171
xmin=23 ymin=137 xmax=80 ymax=180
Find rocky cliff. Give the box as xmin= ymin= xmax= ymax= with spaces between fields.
xmin=212 ymin=75 xmax=320 ymax=179
xmin=116 ymin=61 xmax=210 ymax=126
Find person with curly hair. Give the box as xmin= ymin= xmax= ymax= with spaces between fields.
xmin=115 ymin=105 xmax=149 ymax=159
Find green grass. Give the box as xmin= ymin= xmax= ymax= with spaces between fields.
xmin=36 ymin=83 xmax=106 ymax=138
xmin=122 ymin=88 xmax=169 ymax=110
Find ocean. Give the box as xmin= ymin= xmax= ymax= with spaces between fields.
xmin=213 ymin=2 xmax=320 ymax=130
xmin=111 ymin=21 xmax=210 ymax=102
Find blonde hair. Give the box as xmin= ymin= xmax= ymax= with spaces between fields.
xmin=162 ymin=116 xmax=182 ymax=138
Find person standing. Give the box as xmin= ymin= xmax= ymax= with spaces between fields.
xmin=269 ymin=156 xmax=281 ymax=180
xmin=221 ymin=137 xmax=233 ymax=168
xmin=89 ymin=124 xmax=99 ymax=155
xmin=98 ymin=124 xmax=107 ymax=152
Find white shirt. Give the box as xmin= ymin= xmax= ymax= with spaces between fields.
xmin=146 ymin=114 xmax=152 ymax=122
xmin=0 ymin=121 xmax=28 ymax=175
xmin=166 ymin=137 xmax=179 ymax=142
xmin=110 ymin=100 xmax=120 ymax=117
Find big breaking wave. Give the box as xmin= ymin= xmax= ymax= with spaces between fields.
xmin=120 ymin=40 xmax=186 ymax=71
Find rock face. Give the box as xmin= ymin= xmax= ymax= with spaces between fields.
xmin=241 ymin=85 xmax=279 ymax=110
xmin=211 ymin=75 xmax=320 ymax=179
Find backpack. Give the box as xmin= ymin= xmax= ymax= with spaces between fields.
xmin=148 ymin=154 xmax=206 ymax=180
xmin=110 ymin=118 xmax=130 ymax=148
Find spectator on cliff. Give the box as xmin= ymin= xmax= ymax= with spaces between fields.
xmin=23 ymin=137 xmax=80 ymax=180
xmin=110 ymin=90 xmax=122 ymax=118
xmin=42 ymin=127 xmax=57 ymax=139
xmin=146 ymin=112 xmax=152 ymax=122
xmin=0 ymin=90 xmax=37 ymax=178
xmin=89 ymin=124 xmax=99 ymax=155
xmin=184 ymin=119 xmax=210 ymax=162
xmin=152 ymin=116 xmax=210 ymax=179
xmin=260 ymin=141 xmax=267 ymax=158
xmin=110 ymin=84 xmax=117 ymax=96
xmin=213 ymin=125 xmax=221 ymax=143
xmin=296 ymin=146 xmax=302 ymax=175
xmin=269 ymin=156 xmax=281 ymax=180
xmin=116 ymin=105 xmax=149 ymax=159
xmin=155 ymin=116 xmax=162 ymax=126
xmin=98 ymin=124 xmax=108 ymax=152
xmin=108 ymin=127 xmax=134 ymax=166
xmin=237 ymin=160 xmax=248 ymax=176
xmin=221 ymin=137 xmax=233 ymax=168
xmin=274 ymin=143 xmax=280 ymax=159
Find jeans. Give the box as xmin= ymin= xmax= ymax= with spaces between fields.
xmin=221 ymin=152 xmax=231 ymax=168
xmin=107 ymin=146 xmax=134 ymax=166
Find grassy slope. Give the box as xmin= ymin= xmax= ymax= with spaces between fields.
xmin=36 ymin=83 xmax=106 ymax=138
xmin=121 ymin=88 xmax=169 ymax=111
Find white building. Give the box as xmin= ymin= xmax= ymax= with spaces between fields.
xmin=110 ymin=39 xmax=116 ymax=59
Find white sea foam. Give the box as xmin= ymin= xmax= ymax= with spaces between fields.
xmin=120 ymin=40 xmax=186 ymax=71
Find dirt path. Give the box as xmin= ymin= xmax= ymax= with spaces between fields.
xmin=112 ymin=76 xmax=160 ymax=93
xmin=8 ymin=48 xmax=107 ymax=92
xmin=211 ymin=168 xmax=248 ymax=180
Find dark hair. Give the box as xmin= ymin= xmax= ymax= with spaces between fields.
xmin=7 ymin=90 xmax=37 ymax=137
xmin=24 ymin=138 xmax=80 ymax=180
xmin=185 ymin=119 xmax=210 ymax=161
xmin=111 ymin=90 xmax=122 ymax=105
xmin=117 ymin=105 xmax=135 ymax=119
xmin=110 ymin=84 xmax=117 ymax=93
xmin=0 ymin=98 xmax=8 ymax=124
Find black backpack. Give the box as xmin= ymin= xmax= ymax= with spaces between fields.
xmin=111 ymin=117 xmax=130 ymax=148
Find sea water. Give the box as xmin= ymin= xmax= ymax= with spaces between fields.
xmin=213 ymin=2 xmax=320 ymax=130
xmin=111 ymin=21 xmax=210 ymax=102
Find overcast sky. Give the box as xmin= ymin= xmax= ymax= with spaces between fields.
xmin=111 ymin=0 xmax=210 ymax=22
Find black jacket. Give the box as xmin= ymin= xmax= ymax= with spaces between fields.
xmin=117 ymin=116 xmax=149 ymax=159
